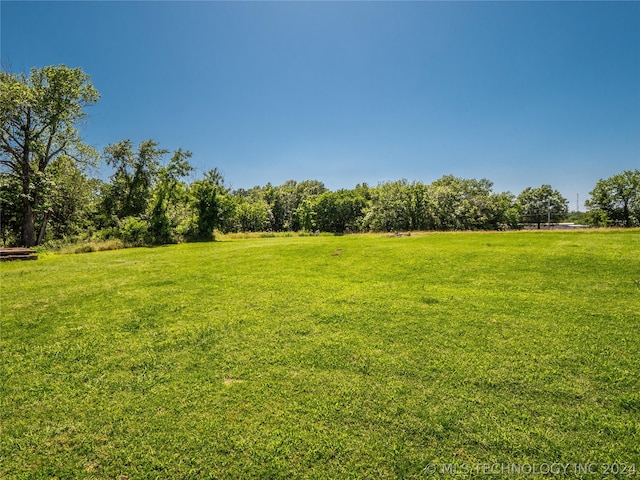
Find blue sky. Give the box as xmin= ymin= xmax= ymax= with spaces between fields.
xmin=2 ymin=1 xmax=639 ymax=208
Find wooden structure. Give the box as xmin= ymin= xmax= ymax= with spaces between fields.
xmin=0 ymin=248 xmax=38 ymax=262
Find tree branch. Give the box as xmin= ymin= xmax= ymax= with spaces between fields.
xmin=0 ymin=125 xmax=26 ymax=151
xmin=40 ymin=119 xmax=59 ymax=167
xmin=42 ymin=141 xmax=67 ymax=171
xmin=0 ymin=159 xmax=23 ymax=176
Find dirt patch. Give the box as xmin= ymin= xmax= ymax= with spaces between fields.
xmin=223 ymin=378 xmax=244 ymax=385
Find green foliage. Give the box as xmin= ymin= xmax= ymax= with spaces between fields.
xmin=584 ymin=208 xmax=613 ymax=227
xmin=0 ymin=172 xmax=21 ymax=246
xmin=516 ymin=184 xmax=569 ymax=228
xmin=563 ymin=210 xmax=588 ymax=224
xmin=428 ymin=176 xmax=499 ymax=230
xmin=312 ymin=189 xmax=367 ymax=233
xmin=363 ymin=179 xmax=416 ymax=231
xmin=2 ymin=66 xmax=633 ymax=247
xmin=190 ymin=168 xmax=233 ymax=241
xmin=259 ymin=180 xmax=328 ymax=232
xmin=118 ymin=216 xmax=149 ymax=246
xmin=58 ymin=238 xmax=125 ymax=254
xmin=586 ymin=169 xmax=640 ymax=227
xmin=2 ymin=231 xmax=639 ymax=477
xmin=0 ymin=65 xmax=99 ymax=246
xmin=295 ymin=197 xmax=317 ymax=231
xmin=100 ymin=139 xmax=167 ymax=222
xmin=490 ymin=191 xmax=521 ymax=229
xmin=233 ymin=198 xmax=270 ymax=232
xmin=361 ymin=176 xmax=517 ymax=232
xmin=148 ymin=149 xmax=193 ymax=244
xmin=95 ymin=141 xmax=198 ymax=245
xmin=40 ymin=155 xmax=100 ymax=240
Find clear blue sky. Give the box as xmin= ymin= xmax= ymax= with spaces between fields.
xmin=2 ymin=1 xmax=639 ymax=209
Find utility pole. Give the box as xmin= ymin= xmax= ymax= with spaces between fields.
xmin=576 ymin=193 xmax=579 ymax=212
xmin=548 ymin=198 xmax=551 ymax=229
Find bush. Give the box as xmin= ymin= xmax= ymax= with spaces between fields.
xmin=94 ymin=227 xmax=120 ymax=241
xmin=119 ymin=216 xmax=149 ymax=246
xmin=585 ymin=209 xmax=613 ymax=227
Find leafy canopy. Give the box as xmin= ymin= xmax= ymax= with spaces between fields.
xmin=0 ymin=65 xmax=99 ymax=245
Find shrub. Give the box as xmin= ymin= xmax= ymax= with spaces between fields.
xmin=119 ymin=217 xmax=149 ymax=246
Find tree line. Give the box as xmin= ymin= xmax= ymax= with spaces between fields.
xmin=2 ymin=66 xmax=639 ymax=248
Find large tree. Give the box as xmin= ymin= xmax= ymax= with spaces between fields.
xmin=0 ymin=65 xmax=99 ymax=246
xmin=516 ymin=185 xmax=568 ymax=229
xmin=585 ymin=169 xmax=640 ymax=227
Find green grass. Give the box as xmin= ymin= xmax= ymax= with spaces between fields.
xmin=1 ymin=230 xmax=639 ymax=479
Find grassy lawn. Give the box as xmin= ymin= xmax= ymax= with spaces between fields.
xmin=1 ymin=230 xmax=639 ymax=479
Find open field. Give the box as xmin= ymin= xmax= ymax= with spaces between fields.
xmin=1 ymin=230 xmax=639 ymax=479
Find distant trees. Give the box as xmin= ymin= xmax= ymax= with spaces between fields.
xmin=95 ymin=140 xmax=232 ymax=244
xmin=148 ymin=148 xmax=193 ymax=244
xmin=190 ymin=168 xmax=233 ymax=241
xmin=427 ymin=176 xmax=515 ymax=231
xmin=0 ymin=65 xmax=100 ymax=246
xmin=2 ymin=66 xmax=638 ymax=247
xmin=585 ymin=170 xmax=639 ymax=227
xmin=312 ymin=189 xmax=367 ymax=234
xmin=99 ymin=139 xmax=167 ymax=223
xmin=2 ymin=153 xmax=637 ymax=246
xmin=364 ymin=180 xmax=419 ymax=231
xmin=360 ymin=176 xmax=520 ymax=232
xmin=516 ymin=185 xmax=568 ymax=229
xmin=40 ymin=156 xmax=100 ymax=241
xmin=233 ymin=198 xmax=270 ymax=232
xmin=96 ymin=142 xmax=240 ymax=244
xmin=5 ymin=155 xmax=613 ymax=247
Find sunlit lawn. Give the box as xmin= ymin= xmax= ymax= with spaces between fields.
xmin=1 ymin=230 xmax=639 ymax=479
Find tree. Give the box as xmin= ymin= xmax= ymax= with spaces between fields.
xmin=100 ymin=139 xmax=167 ymax=223
xmin=313 ymin=190 xmax=367 ymax=233
xmin=190 ymin=168 xmax=232 ymax=240
xmin=488 ymin=191 xmax=521 ymax=230
xmin=233 ymin=198 xmax=270 ymax=232
xmin=255 ymin=180 xmax=328 ymax=232
xmin=148 ymin=148 xmax=193 ymax=244
xmin=585 ymin=170 xmax=640 ymax=227
xmin=0 ymin=172 xmax=21 ymax=245
xmin=296 ymin=179 xmax=327 ymax=198
xmin=426 ymin=176 xmax=518 ymax=231
xmin=516 ymin=185 xmax=568 ymax=229
xmin=40 ymin=155 xmax=101 ymax=242
xmin=0 ymin=65 xmax=99 ymax=246
xmin=363 ymin=180 xmax=415 ymax=232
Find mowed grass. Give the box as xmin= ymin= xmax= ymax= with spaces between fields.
xmin=1 ymin=230 xmax=639 ymax=479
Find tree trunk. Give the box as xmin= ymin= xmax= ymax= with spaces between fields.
xmin=36 ymin=211 xmax=50 ymax=246
xmin=20 ymin=108 xmax=35 ymax=247
xmin=21 ymin=200 xmax=35 ymax=247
